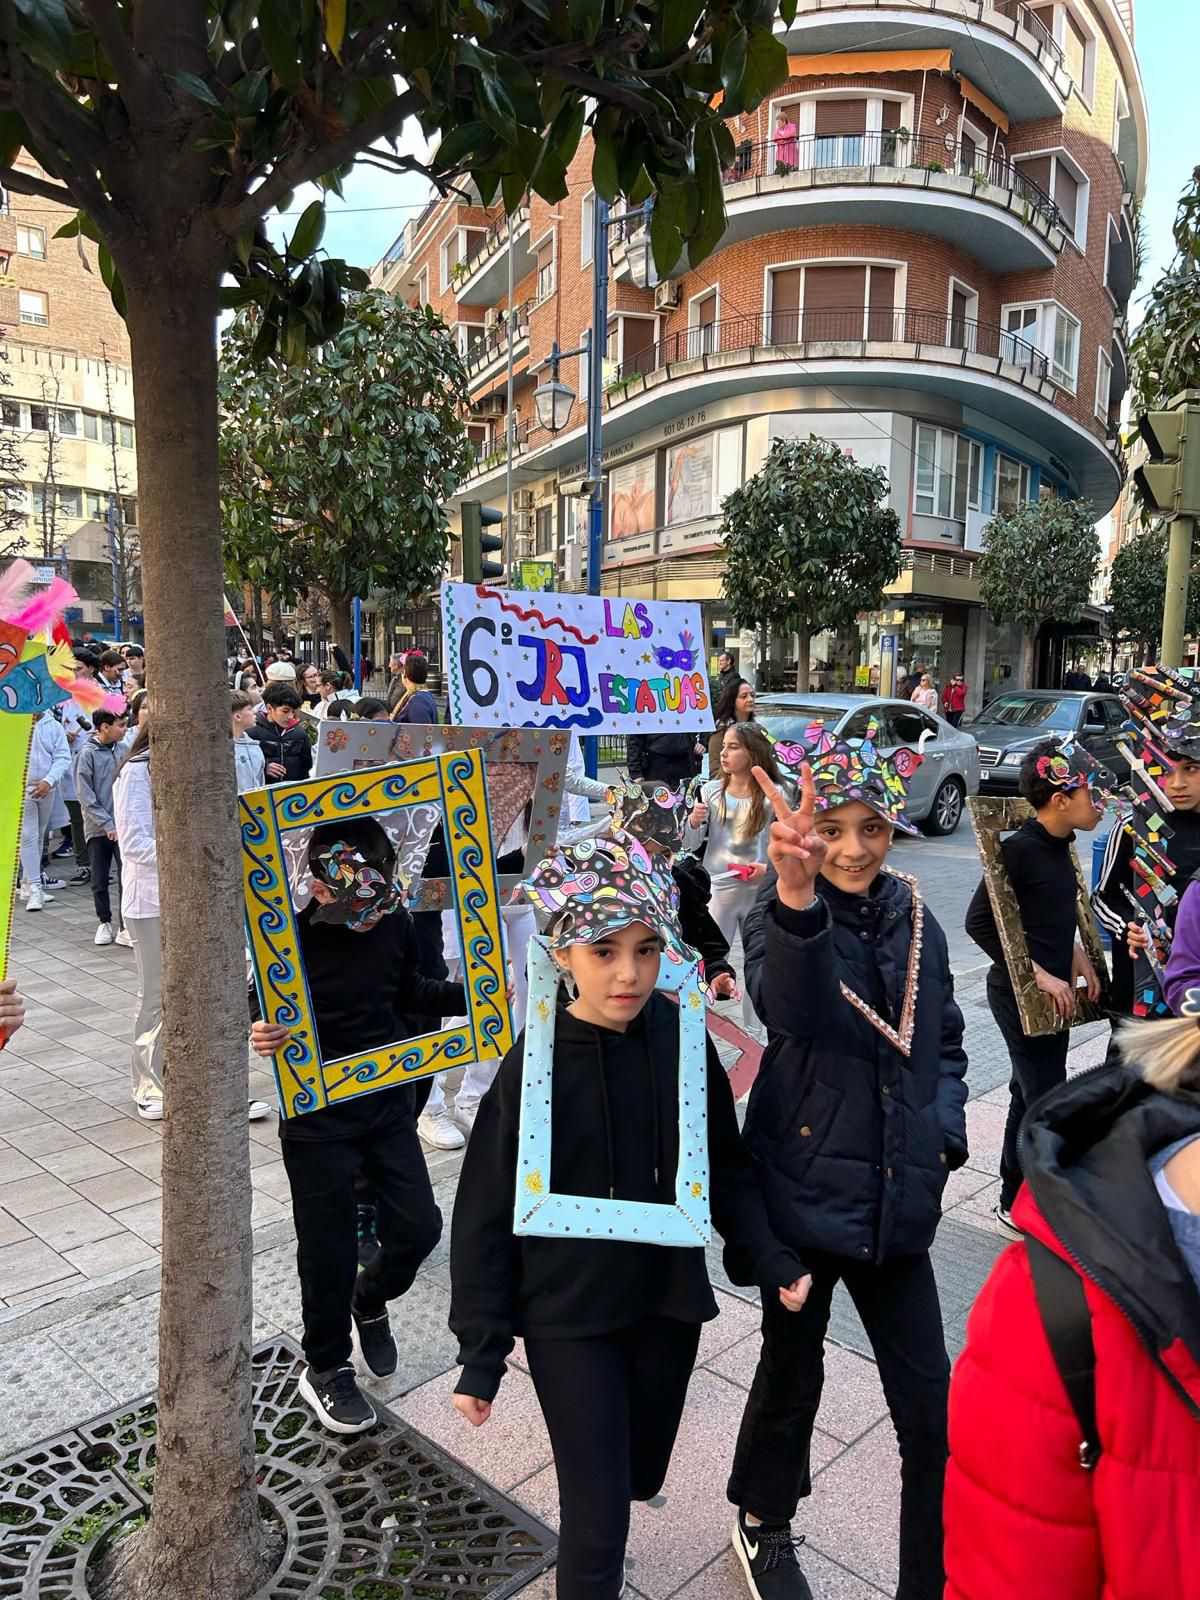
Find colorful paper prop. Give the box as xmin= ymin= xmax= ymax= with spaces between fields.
xmin=312 ymin=722 xmax=569 ymax=910
xmin=1033 ymin=737 xmax=1116 ymax=812
xmin=308 ymin=825 xmax=403 ymax=931
xmin=513 ymin=934 xmax=710 ymax=1246
xmin=521 ymin=832 xmax=694 ymax=967
xmin=967 ymin=795 xmax=1109 ymax=1036
xmin=440 ymin=581 xmax=713 ymax=735
xmin=241 ymin=750 xmax=513 ymax=1119
xmin=772 ymin=718 xmax=922 ymax=835
xmin=605 ymin=774 xmax=699 ymax=856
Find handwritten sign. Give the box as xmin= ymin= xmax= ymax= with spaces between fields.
xmin=441 ymin=582 xmax=713 ymax=734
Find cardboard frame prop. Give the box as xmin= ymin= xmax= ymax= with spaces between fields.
xmin=513 ymin=934 xmax=711 ymax=1246
xmin=967 ymin=796 xmax=1109 ymax=1036
xmin=241 ymin=750 xmax=514 ymax=1119
xmin=312 ymin=722 xmax=569 ymax=911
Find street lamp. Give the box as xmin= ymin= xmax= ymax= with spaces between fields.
xmin=533 ymin=356 xmax=580 ymax=434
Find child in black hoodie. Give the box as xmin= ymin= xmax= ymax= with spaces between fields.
xmin=450 ymin=833 xmax=810 ymax=1600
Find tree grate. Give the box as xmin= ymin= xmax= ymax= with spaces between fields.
xmin=1 ymin=1335 xmax=555 ymax=1600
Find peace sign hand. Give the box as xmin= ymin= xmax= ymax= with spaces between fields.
xmin=751 ymin=763 xmax=827 ymax=912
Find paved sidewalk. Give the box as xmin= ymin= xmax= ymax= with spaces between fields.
xmin=0 ymin=862 xmax=1110 ymax=1598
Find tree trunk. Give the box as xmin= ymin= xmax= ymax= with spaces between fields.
xmin=250 ymin=585 xmax=263 ymax=656
xmin=794 ymin=626 xmax=811 ymax=693
xmin=268 ymin=594 xmax=285 ymax=651
xmin=1019 ymin=626 xmax=1037 ymax=689
xmin=98 ymin=260 xmax=273 ymax=1600
xmin=328 ymin=592 xmax=353 ymax=656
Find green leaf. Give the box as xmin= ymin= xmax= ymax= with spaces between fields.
xmin=567 ymin=0 xmax=602 ymax=45
xmin=592 ymin=130 xmax=620 ymax=203
xmin=14 ymin=0 xmax=73 ymax=69
xmin=288 ymin=200 xmax=325 ymax=261
xmin=719 ymin=29 xmax=748 ymax=114
xmin=660 ymin=0 xmax=706 ymax=58
xmin=742 ymin=29 xmax=789 ymax=105
xmin=171 ymin=70 xmax=223 ymax=110
xmin=323 ymin=0 xmax=347 ymax=61
xmin=432 ymin=121 xmax=494 ymax=172
xmin=649 ymin=179 xmax=694 ymax=275
xmin=687 ymin=125 xmax=727 ymax=266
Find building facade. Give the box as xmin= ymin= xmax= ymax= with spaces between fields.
xmin=0 ymin=154 xmax=139 ymax=637
xmin=372 ymin=0 xmax=1146 ymax=705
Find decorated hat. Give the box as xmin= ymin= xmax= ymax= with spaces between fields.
xmin=1033 ymin=738 xmax=1116 ymax=810
xmin=307 ymin=817 xmax=401 ymax=930
xmin=521 ymin=831 xmax=691 ymax=963
xmin=605 ymin=774 xmax=698 ymax=855
xmin=771 ymin=719 xmax=923 ymax=836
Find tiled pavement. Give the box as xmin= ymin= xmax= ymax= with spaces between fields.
xmin=0 ymin=852 xmax=1111 ymax=1598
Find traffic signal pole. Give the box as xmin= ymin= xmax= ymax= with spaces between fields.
xmin=1162 ymin=516 xmax=1195 ymax=668
xmin=1135 ymin=392 xmax=1200 ymax=668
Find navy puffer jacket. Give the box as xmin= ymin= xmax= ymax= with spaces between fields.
xmin=739 ymin=868 xmax=968 ymax=1265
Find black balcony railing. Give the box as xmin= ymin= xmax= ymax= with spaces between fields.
xmin=459 ymin=205 xmax=529 ymax=278
xmin=614 ymin=306 xmax=1050 ymax=383
xmin=464 ymin=300 xmax=533 ymax=372
xmin=717 ymin=132 xmax=1060 ymax=229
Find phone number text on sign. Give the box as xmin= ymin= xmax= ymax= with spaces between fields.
xmin=441 ymin=582 xmax=714 ymax=734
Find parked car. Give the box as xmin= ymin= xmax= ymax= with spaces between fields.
xmin=966 ymin=690 xmax=1129 ymax=795
xmin=752 ymin=693 xmax=980 ymax=835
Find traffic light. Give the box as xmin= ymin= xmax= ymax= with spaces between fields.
xmin=1135 ymin=401 xmax=1200 ymax=519
xmin=461 ymin=499 xmax=505 ymax=584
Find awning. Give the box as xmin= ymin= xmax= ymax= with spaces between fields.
xmin=786 ymin=49 xmax=952 ymax=77
xmin=958 ymin=73 xmax=1010 ymax=134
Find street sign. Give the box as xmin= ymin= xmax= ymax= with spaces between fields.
xmin=30 ymin=565 xmax=56 ymax=585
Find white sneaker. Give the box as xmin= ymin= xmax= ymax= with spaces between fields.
xmin=136 ymin=1097 xmax=164 ymax=1121
xmin=452 ymin=1103 xmax=478 ymax=1137
xmin=115 ymin=928 xmax=134 ymax=948
xmin=247 ymin=1099 xmax=273 ymax=1121
xmin=17 ymin=882 xmax=29 ymax=901
xmin=417 ymin=1107 xmax=466 ymax=1150
xmin=25 ymin=886 xmax=46 ymax=912
xmin=94 ymin=922 xmax=114 ymax=946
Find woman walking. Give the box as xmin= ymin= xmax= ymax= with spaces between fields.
xmin=113 ymin=724 xmax=164 ymax=1119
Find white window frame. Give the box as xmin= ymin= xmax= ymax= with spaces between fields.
xmin=913 ymin=425 xmax=979 ymax=523
xmin=1000 ymin=297 xmax=1079 ymax=389
xmin=687 ymin=287 xmax=720 ymax=358
xmin=610 ymin=311 xmax=659 ymax=373
xmin=958 ymin=117 xmax=988 ymax=180
xmin=16 ymin=223 xmax=45 ymax=259
xmin=764 ymin=256 xmax=908 ymax=343
xmin=532 ymin=227 xmax=557 ymax=303
xmin=1112 ymin=80 xmax=1129 ymax=155
xmin=1095 ymin=345 xmax=1112 ymax=422
xmin=415 ymin=267 xmax=429 ymax=307
xmin=580 ymin=190 xmax=595 ymax=268
xmin=18 ymin=289 xmax=47 ymax=326
xmin=946 ymin=277 xmax=979 ymax=348
xmin=1049 ymin=303 xmax=1080 ymax=391
xmin=770 ymin=89 xmax=915 ymax=171
xmin=995 ymin=452 xmax=1032 ymax=515
xmin=1014 ymin=146 xmax=1088 ymax=249
xmin=1038 ymin=2 xmax=1096 ymax=105
xmin=439 ymin=230 xmax=461 ymax=293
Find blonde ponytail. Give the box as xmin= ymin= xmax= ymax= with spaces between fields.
xmin=1117 ymin=1013 xmax=1200 ymax=1094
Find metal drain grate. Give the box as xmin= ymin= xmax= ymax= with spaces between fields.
xmin=2 ymin=1335 xmax=555 ymax=1600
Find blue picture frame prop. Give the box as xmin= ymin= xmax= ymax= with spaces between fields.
xmin=513 ymin=934 xmax=711 ymax=1246
xmin=241 ymin=750 xmax=513 ymax=1119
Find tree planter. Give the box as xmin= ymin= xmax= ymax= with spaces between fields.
xmin=1 ymin=1337 xmax=555 ymax=1600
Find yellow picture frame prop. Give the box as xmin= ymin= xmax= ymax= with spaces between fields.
xmin=241 ymin=749 xmax=513 ymax=1119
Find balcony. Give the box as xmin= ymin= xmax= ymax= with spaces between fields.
xmin=617 ymin=133 xmax=1063 ymax=278
xmin=463 ymin=300 xmax=533 ymax=395
xmin=465 ymin=418 xmax=534 ymax=481
xmin=781 ymin=0 xmax=1071 ymax=120
xmin=455 ymin=205 xmax=535 ymax=306
xmin=1105 ymin=208 xmax=1136 ymax=309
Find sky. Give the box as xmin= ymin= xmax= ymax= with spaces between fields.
xmin=265 ymin=1 xmax=1195 ymax=314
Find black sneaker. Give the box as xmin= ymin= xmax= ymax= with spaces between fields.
xmin=297 ymin=1362 xmax=376 ymax=1434
xmin=356 ymin=1202 xmax=380 ymax=1268
xmin=732 ymin=1510 xmax=813 ymax=1600
xmin=352 ymin=1307 xmax=398 ymax=1379
xmin=69 ymin=866 xmax=90 ymax=884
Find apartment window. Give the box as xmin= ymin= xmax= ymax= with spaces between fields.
xmin=120 ymin=420 xmax=133 ymax=448
xmin=16 ymin=224 xmax=45 ymax=259
xmin=414 ymin=267 xmax=428 ymax=307
xmin=948 ymin=280 xmax=979 ymax=350
xmin=82 ymin=412 xmax=98 ymax=440
xmin=958 ymin=122 xmax=986 ymax=179
xmin=56 ymin=409 xmax=78 ymax=437
xmin=581 ymin=191 xmax=595 ymax=268
xmin=18 ymin=290 xmax=47 ymax=326
xmin=617 ymin=314 xmax=657 ymax=377
xmin=0 ymin=399 xmax=19 ymax=429
xmin=1001 ymin=300 xmax=1078 ymax=388
xmin=57 ymin=487 xmax=81 ymax=518
xmin=535 ymin=504 xmax=553 ymax=555
xmin=688 ymin=291 xmax=718 ymax=358
xmin=439 ymin=232 xmax=459 ymax=291
xmin=1051 ymin=306 xmax=1080 ymax=389
xmin=914 ymin=426 xmax=980 ymax=522
xmin=995 ymin=453 xmax=1031 ymax=514
xmin=812 ymin=97 xmax=868 ymax=167
xmin=536 ymin=236 xmax=556 ymax=301
xmin=85 ymin=490 xmax=107 ymax=518
xmin=28 ymin=403 xmax=49 ymax=430
xmin=1095 ymin=346 xmax=1113 ymax=421
xmin=1033 ymin=3 xmax=1095 ymax=99
xmin=1016 ymin=150 xmax=1088 ymax=243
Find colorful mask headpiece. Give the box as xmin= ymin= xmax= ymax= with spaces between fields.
xmin=771 ymin=719 xmax=922 ymax=836
xmin=605 ymin=775 xmax=698 ymax=855
xmin=308 ymin=822 xmax=401 ymax=930
xmin=1034 ymin=738 xmax=1115 ymax=811
xmin=0 ymin=559 xmax=125 ymax=715
xmin=1123 ymin=666 xmax=1200 ymax=762
xmin=521 ymin=832 xmax=691 ymax=963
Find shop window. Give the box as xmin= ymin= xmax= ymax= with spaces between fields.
xmin=665 ymin=426 xmax=741 ymax=525
xmin=995 ymin=453 xmax=1031 ymax=515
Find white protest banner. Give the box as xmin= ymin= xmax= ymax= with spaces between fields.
xmin=441 ymin=581 xmax=714 ymax=734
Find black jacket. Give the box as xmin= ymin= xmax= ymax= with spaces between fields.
xmin=674 ymin=854 xmax=735 ymax=984
xmin=626 ymin=732 xmax=699 ymax=785
xmin=247 ymin=716 xmax=313 ymax=783
xmin=449 ymin=994 xmax=806 ymax=1401
xmin=965 ymin=818 xmax=1080 ymax=983
xmin=741 ymin=870 xmax=969 ymax=1263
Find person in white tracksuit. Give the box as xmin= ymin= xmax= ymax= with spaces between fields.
xmin=112 ymin=724 xmax=165 ymax=1116
xmin=20 ymin=712 xmax=71 ymax=911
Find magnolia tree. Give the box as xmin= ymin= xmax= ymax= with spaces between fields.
xmin=0 ymin=4 xmax=797 ymax=1598
xmin=1131 ymin=165 xmax=1200 ymax=417
xmin=719 ymin=435 xmax=902 ymax=689
xmin=220 ymin=289 xmax=473 ymax=648
xmin=979 ymin=497 xmax=1099 ymax=686
xmin=1108 ymin=522 xmax=1200 ymax=662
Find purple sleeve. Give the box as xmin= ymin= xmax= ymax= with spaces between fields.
xmin=1164 ymin=882 xmax=1200 ymax=1014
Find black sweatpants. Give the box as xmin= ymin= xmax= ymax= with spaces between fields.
xmin=987 ymin=971 xmax=1070 ymax=1211
xmin=65 ymin=800 xmax=88 ymax=868
xmin=87 ymin=835 xmax=122 ymax=925
xmin=524 ymin=1316 xmax=701 ymax=1600
xmin=728 ymin=1251 xmax=949 ymax=1600
xmin=281 ymin=1101 xmax=442 ymax=1372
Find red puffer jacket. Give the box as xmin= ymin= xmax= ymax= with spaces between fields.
xmin=945 ymin=1065 xmax=1200 ymax=1600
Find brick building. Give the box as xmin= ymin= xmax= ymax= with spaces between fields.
xmin=372 ymin=0 xmax=1146 ymax=702
xmin=0 ymin=153 xmax=139 ymax=638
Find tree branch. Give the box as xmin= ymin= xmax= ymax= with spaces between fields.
xmin=217 ymin=84 xmax=427 ymax=236
xmin=0 ymin=163 xmax=76 ymax=206
xmin=76 ymin=0 xmax=142 ymax=88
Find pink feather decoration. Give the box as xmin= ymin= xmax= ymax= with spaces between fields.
xmin=0 ymin=559 xmax=34 ymax=620
xmin=8 ymin=577 xmax=78 ymax=636
xmin=56 ymin=676 xmax=112 ymax=712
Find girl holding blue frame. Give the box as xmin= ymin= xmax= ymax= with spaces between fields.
xmin=449 ymin=831 xmax=810 ymax=1600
